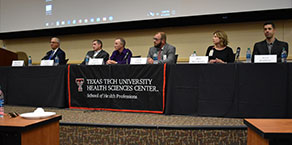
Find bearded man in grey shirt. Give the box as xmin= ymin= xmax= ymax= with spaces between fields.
xmin=147 ymin=32 xmax=176 ymax=64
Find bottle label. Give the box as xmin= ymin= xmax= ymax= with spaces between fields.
xmin=282 ymin=54 xmax=287 ymax=58
xmin=246 ymin=54 xmax=251 ymax=58
xmin=153 ymin=54 xmax=158 ymax=61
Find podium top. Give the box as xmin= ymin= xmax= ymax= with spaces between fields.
xmin=0 ymin=114 xmax=61 ymax=131
xmin=244 ymin=119 xmax=292 ymax=139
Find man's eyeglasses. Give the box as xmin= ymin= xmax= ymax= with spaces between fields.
xmin=153 ymin=38 xmax=161 ymax=41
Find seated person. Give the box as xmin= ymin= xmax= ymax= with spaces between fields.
xmin=252 ymin=22 xmax=289 ymax=62
xmin=106 ymin=38 xmax=132 ymax=64
xmin=205 ymin=30 xmax=234 ymax=63
xmin=81 ymin=39 xmax=109 ymax=65
xmin=147 ymin=32 xmax=176 ymax=64
xmin=42 ymin=37 xmax=66 ymax=65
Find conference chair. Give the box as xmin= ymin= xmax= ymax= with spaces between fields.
xmin=16 ymin=51 xmax=29 ymax=66
xmin=65 ymin=59 xmax=69 ymax=64
xmin=175 ymin=54 xmax=178 ymax=64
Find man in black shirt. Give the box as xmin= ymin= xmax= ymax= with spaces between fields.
xmin=252 ymin=22 xmax=289 ymax=62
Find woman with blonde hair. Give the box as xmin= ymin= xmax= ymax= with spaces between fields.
xmin=205 ymin=30 xmax=235 ymax=63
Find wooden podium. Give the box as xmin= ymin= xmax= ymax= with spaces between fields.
xmin=244 ymin=119 xmax=292 ymax=145
xmin=0 ymin=114 xmax=62 ymax=145
xmin=0 ymin=48 xmax=18 ymax=66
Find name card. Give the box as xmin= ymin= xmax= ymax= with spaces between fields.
xmin=163 ymin=55 xmax=167 ymax=60
xmin=40 ymin=60 xmax=54 ymax=66
xmin=12 ymin=60 xmax=24 ymax=67
xmin=189 ymin=56 xmax=209 ymax=64
xmin=254 ymin=55 xmax=277 ymax=63
xmin=130 ymin=57 xmax=147 ymax=64
xmin=88 ymin=58 xmax=103 ymax=65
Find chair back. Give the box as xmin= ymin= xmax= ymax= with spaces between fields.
xmin=16 ymin=51 xmax=28 ymax=66
xmin=175 ymin=54 xmax=178 ymax=64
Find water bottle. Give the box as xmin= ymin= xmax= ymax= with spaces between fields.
xmin=246 ymin=48 xmax=251 ymax=63
xmin=191 ymin=51 xmax=197 ymax=57
xmin=28 ymin=56 xmax=32 ymax=66
xmin=281 ymin=47 xmax=287 ymax=63
xmin=0 ymin=85 xmax=4 ymax=118
xmin=54 ymin=56 xmax=59 ymax=66
xmin=85 ymin=55 xmax=90 ymax=65
xmin=153 ymin=53 xmax=158 ymax=64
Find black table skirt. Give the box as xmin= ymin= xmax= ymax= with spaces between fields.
xmin=165 ymin=63 xmax=292 ymax=118
xmin=1 ymin=63 xmax=292 ymax=117
xmin=0 ymin=66 xmax=67 ymax=108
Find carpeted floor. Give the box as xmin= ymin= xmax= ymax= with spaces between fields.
xmin=5 ymin=105 xmax=245 ymax=127
xmin=5 ymin=105 xmax=248 ymax=144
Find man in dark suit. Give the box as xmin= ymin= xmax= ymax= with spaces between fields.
xmin=147 ymin=32 xmax=176 ymax=64
xmin=81 ymin=39 xmax=109 ymax=65
xmin=252 ymin=22 xmax=289 ymax=62
xmin=42 ymin=37 xmax=66 ymax=65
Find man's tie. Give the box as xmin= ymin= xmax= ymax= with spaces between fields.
xmin=48 ymin=51 xmax=54 ymax=60
xmin=158 ymin=49 xmax=161 ymax=60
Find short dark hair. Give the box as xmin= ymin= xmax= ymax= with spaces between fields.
xmin=263 ymin=21 xmax=276 ymax=29
xmin=116 ymin=38 xmax=126 ymax=47
xmin=92 ymin=39 xmax=103 ymax=48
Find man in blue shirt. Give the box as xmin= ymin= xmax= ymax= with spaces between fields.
xmin=106 ymin=38 xmax=132 ymax=64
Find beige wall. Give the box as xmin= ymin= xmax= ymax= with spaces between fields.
xmin=3 ymin=19 xmax=292 ymax=63
xmin=0 ymin=40 xmax=4 ymax=48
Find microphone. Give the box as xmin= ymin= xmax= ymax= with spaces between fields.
xmin=123 ymin=51 xmax=129 ymax=64
xmin=235 ymin=47 xmax=241 ymax=61
xmin=124 ymin=52 xmax=129 ymax=60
